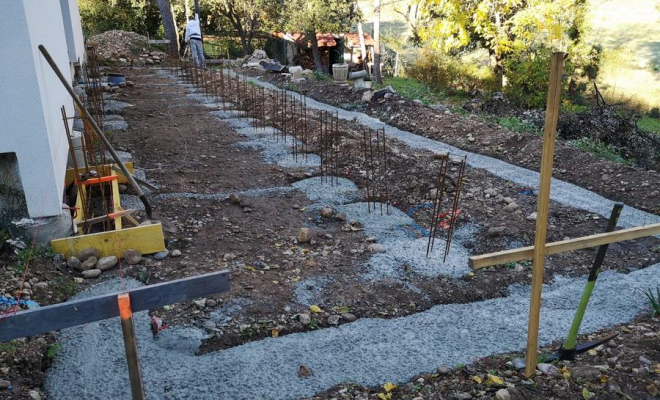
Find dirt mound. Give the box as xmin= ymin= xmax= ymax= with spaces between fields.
xmin=557 ymin=106 xmax=660 ymax=169
xmin=88 ymin=30 xmax=167 ymax=65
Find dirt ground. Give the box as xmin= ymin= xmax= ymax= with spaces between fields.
xmin=250 ymin=71 xmax=660 ymax=216
xmin=0 ymin=66 xmax=658 ymax=399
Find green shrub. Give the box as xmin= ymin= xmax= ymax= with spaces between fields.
xmin=649 ymin=107 xmax=660 ymax=119
xmin=503 ymin=47 xmax=575 ymax=108
xmin=567 ymin=137 xmax=634 ymax=166
xmin=503 ymin=44 xmax=600 ymax=109
xmin=407 ymin=49 xmax=499 ymax=95
xmin=496 ymin=116 xmax=540 ymax=135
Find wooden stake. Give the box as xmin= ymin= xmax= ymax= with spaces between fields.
xmin=525 ymin=52 xmax=565 ymax=377
xmin=118 ymin=293 xmax=146 ymax=400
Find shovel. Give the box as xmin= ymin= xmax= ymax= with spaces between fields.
xmin=38 ymin=45 xmax=177 ymax=234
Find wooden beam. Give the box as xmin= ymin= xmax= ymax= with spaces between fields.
xmin=469 ymin=222 xmax=660 ymax=269
xmin=50 ymin=222 xmax=165 ymax=259
xmin=76 ymin=209 xmax=136 ymax=227
xmin=526 ymin=52 xmax=565 ymax=377
xmin=0 ymin=270 xmax=230 ymax=342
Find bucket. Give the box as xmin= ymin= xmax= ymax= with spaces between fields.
xmin=332 ymin=63 xmax=349 ymax=83
xmin=107 ymin=73 xmax=126 ymax=86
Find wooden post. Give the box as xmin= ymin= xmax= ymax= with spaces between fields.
xmin=373 ymin=0 xmax=382 ymax=84
xmin=525 ymin=52 xmax=565 ymax=377
xmin=118 ymin=293 xmax=146 ymax=400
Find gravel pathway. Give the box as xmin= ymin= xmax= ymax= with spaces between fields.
xmin=44 ymin=264 xmax=660 ymax=400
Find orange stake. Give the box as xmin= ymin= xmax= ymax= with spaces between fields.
xmin=118 ymin=293 xmax=146 ymax=400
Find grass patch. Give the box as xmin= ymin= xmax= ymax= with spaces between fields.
xmin=377 ymin=77 xmax=444 ymax=105
xmin=0 ymin=342 xmax=18 ymax=355
xmin=567 ymin=137 xmax=634 ymax=166
xmin=284 ymin=81 xmax=298 ymax=92
xmin=638 ymin=116 xmax=660 ymax=135
xmin=496 ymin=116 xmax=540 ymax=135
xmin=310 ymin=70 xmax=331 ymax=82
xmin=642 ymin=287 xmax=660 ymax=318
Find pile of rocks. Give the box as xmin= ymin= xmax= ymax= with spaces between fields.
xmin=88 ymin=30 xmax=167 ymax=65
xmin=66 ymin=247 xmax=143 ymax=279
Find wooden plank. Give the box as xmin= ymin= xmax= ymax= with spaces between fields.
xmin=526 ymin=52 xmax=565 ymax=377
xmin=65 ymin=162 xmax=134 ymax=186
xmin=469 ymin=222 xmax=660 ymax=269
xmin=148 ymin=39 xmax=171 ymax=44
xmin=50 ymin=223 xmax=165 ymax=258
xmin=0 ymin=270 xmax=230 ymax=342
xmin=118 ymin=293 xmax=146 ymax=400
xmin=111 ymin=171 xmax=122 ymax=230
xmin=76 ymin=209 xmax=136 ymax=227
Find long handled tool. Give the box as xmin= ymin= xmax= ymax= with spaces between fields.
xmin=38 ymin=44 xmax=177 ymax=233
xmin=545 ymin=202 xmax=624 ymax=362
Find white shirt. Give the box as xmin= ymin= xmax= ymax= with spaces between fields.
xmin=185 ymin=19 xmax=202 ymax=42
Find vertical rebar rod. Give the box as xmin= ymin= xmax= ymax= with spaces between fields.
xmin=443 ymin=156 xmax=467 ymax=262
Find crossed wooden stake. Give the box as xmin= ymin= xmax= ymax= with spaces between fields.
xmin=470 ymin=53 xmax=660 ymax=377
xmin=0 ymin=271 xmax=230 ymax=399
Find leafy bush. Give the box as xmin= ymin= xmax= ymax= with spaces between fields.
xmin=503 ymin=45 xmax=600 ymax=109
xmin=78 ymin=0 xmax=162 ymax=37
xmin=649 ymin=107 xmax=660 ymax=119
xmin=407 ymin=49 xmax=499 ymax=95
xmin=503 ymin=47 xmax=574 ymax=108
xmin=567 ymin=137 xmax=634 ymax=166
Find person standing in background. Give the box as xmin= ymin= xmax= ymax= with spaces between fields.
xmin=185 ymin=15 xmax=205 ymax=68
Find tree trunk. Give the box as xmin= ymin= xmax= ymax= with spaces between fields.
xmin=156 ymin=0 xmax=179 ymax=58
xmin=373 ymin=0 xmax=382 ymax=84
xmin=357 ymin=22 xmax=367 ymax=71
xmin=308 ymin=31 xmax=324 ymax=72
xmin=355 ymin=1 xmax=367 ymax=71
xmin=184 ymin=0 xmax=190 ymax=21
xmin=239 ymin=36 xmax=252 ymax=56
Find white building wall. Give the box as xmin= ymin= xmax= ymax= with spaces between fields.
xmin=59 ymin=0 xmax=85 ymax=64
xmin=0 ymin=0 xmax=73 ymax=218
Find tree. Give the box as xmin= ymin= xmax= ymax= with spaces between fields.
xmin=78 ymin=0 xmax=161 ymax=37
xmin=206 ymin=0 xmax=279 ymax=56
xmin=156 ymin=0 xmax=180 ymax=57
xmin=284 ymin=0 xmax=361 ymax=72
xmin=417 ymin=0 xmax=590 ymax=78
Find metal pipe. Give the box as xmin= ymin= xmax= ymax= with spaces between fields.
xmin=38 ymin=44 xmax=154 ymax=219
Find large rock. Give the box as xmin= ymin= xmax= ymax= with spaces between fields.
xmin=82 ymin=269 xmax=102 ymax=279
xmin=367 ymin=243 xmax=386 ymax=253
xmin=362 ymin=91 xmax=374 ymax=102
xmin=124 ymin=249 xmax=142 ymax=265
xmin=78 ymin=247 xmax=99 ymax=262
xmin=67 ymin=256 xmax=81 ymax=270
xmin=79 ymin=257 xmax=98 ymax=271
xmin=289 ymin=66 xmax=304 ymax=82
xmin=495 ymin=389 xmax=511 ymax=400
xmin=372 ymin=85 xmax=396 ymax=101
xmin=297 ymin=228 xmax=312 ymax=243
xmin=97 ymin=256 xmax=118 ymax=271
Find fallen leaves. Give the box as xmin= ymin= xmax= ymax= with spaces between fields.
xmin=485 ymin=374 xmax=503 ymax=385
xmin=309 ymin=305 xmax=322 ymax=313
xmin=298 ymin=365 xmax=313 ymax=378
xmin=383 ymin=382 xmax=397 ymax=392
